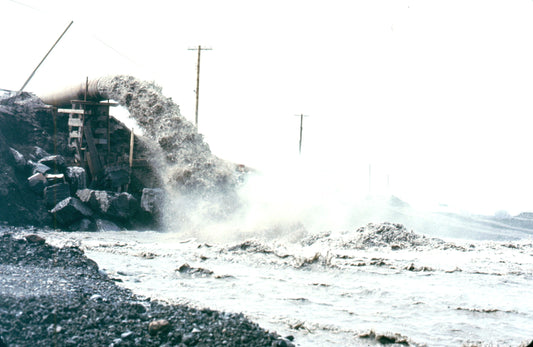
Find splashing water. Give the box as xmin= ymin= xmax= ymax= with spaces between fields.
xmin=95 ymin=76 xmax=242 ymax=231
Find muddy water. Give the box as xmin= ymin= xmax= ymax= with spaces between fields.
xmin=42 ymin=224 xmax=533 ymax=346
xmin=75 ymin=77 xmax=533 ymax=345
xmin=97 ymin=75 xmax=241 ymax=230
xmin=98 ymin=75 xmax=238 ymax=194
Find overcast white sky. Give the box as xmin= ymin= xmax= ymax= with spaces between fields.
xmin=2 ymin=0 xmax=533 ymax=215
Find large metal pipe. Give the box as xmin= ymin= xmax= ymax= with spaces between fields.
xmin=39 ymin=78 xmax=109 ymax=107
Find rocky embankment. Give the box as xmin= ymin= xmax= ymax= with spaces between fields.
xmin=0 ymin=92 xmax=161 ymax=230
xmin=0 ymin=230 xmax=292 ymax=346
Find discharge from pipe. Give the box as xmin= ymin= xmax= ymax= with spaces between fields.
xmin=38 ymin=75 xmax=242 ymax=232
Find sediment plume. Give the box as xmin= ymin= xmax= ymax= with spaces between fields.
xmin=97 ymin=75 xmax=238 ymax=196
xmin=95 ymin=76 xmax=241 ymax=230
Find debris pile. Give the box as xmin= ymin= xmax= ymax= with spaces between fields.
xmin=0 ymin=92 xmax=158 ymax=229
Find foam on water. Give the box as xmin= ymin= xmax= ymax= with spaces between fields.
xmin=37 ymin=225 xmax=533 ymax=347
xmin=46 ymin=76 xmax=531 ymax=345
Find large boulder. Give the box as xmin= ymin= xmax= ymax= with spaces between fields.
xmin=77 ymin=189 xmax=111 ymax=214
xmin=9 ymin=147 xmax=26 ymax=169
xmin=27 ymin=173 xmax=47 ymax=195
xmin=76 ymin=189 xmax=139 ymax=220
xmin=38 ymin=155 xmax=66 ymax=173
xmin=43 ymin=183 xmax=71 ymax=208
xmin=50 ymin=197 xmax=93 ymax=226
xmin=29 ymin=146 xmax=50 ymax=161
xmin=108 ymin=192 xmax=139 ymax=220
xmin=66 ymin=166 xmax=87 ymax=194
xmin=95 ymin=219 xmax=122 ymax=232
xmin=68 ymin=218 xmax=95 ymax=232
xmin=28 ymin=160 xmax=51 ymax=175
xmin=103 ymin=164 xmax=130 ymax=190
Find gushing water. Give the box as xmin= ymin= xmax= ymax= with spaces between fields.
xmin=52 ymin=76 xmax=533 ymax=346
xmin=96 ymin=76 xmax=242 ymax=231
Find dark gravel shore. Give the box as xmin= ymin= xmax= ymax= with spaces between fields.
xmin=0 ymin=229 xmax=293 ymax=346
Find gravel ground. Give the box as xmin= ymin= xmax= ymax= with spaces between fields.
xmin=0 ymin=230 xmax=294 ymax=346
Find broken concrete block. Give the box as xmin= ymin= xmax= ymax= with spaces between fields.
xmin=43 ymin=183 xmax=71 ymax=208
xmin=68 ymin=218 xmax=95 ymax=232
xmin=103 ymin=164 xmax=130 ymax=189
xmin=29 ymin=160 xmax=51 ymax=175
xmin=90 ymin=190 xmax=112 ymax=214
xmin=38 ymin=155 xmax=66 ymax=174
xmin=76 ymin=189 xmax=139 ymax=221
xmin=95 ymin=219 xmax=122 ymax=232
xmin=75 ymin=188 xmax=92 ymax=202
xmin=108 ymin=192 xmax=139 ymax=220
xmin=27 ymin=173 xmax=47 ymax=195
xmin=50 ymin=197 xmax=93 ymax=226
xmin=9 ymin=147 xmax=26 ymax=169
xmin=30 ymin=146 xmax=50 ymax=161
xmin=66 ymin=166 xmax=86 ymax=194
xmin=76 ymin=189 xmax=111 ymax=214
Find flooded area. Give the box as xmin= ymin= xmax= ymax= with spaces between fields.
xmin=42 ymin=225 xmax=533 ymax=346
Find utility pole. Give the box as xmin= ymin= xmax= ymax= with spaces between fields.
xmin=188 ymin=45 xmax=212 ymax=128
xmin=294 ymin=114 xmax=309 ymax=155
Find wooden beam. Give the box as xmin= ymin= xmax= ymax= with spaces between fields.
xmin=83 ymin=123 xmax=102 ymax=177
xmin=129 ymin=129 xmax=134 ymax=168
xmin=58 ymin=108 xmax=86 ymax=115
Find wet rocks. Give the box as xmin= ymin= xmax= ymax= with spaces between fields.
xmin=108 ymin=192 xmax=139 ymax=220
xmin=24 ymin=234 xmax=46 ymax=244
xmin=0 ymin=231 xmax=288 ymax=346
xmin=358 ymin=329 xmax=410 ymax=345
xmin=38 ymin=154 xmax=66 ymax=173
xmin=176 ymin=263 xmax=214 ymax=277
xmin=404 ymin=263 xmax=433 ymax=272
xmin=29 ymin=160 xmax=51 ymax=175
xmin=9 ymin=147 xmax=26 ymax=168
xmin=43 ymin=183 xmax=70 ymax=208
xmin=0 ymin=93 xmax=161 ymax=229
xmin=30 ymin=146 xmax=50 ymax=161
xmin=103 ymin=164 xmax=130 ymax=191
xmin=50 ymin=197 xmax=93 ymax=226
xmin=81 ymin=190 xmax=111 ymax=215
xmin=27 ymin=173 xmax=47 ymax=194
xmin=77 ymin=189 xmax=111 ymax=213
xmin=76 ymin=189 xmax=139 ymax=221
xmin=95 ymin=219 xmax=122 ymax=232
xmin=148 ymin=319 xmax=171 ymax=336
xmin=65 ymin=166 xmax=86 ymax=193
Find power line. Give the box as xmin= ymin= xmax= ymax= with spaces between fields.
xmin=7 ymin=0 xmax=43 ymax=12
xmin=188 ymin=45 xmax=212 ymax=128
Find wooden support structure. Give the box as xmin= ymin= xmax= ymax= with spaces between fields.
xmin=57 ymin=99 xmax=117 ymax=183
xmin=83 ymin=122 xmax=102 ymax=177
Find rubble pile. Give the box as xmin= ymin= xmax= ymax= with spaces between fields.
xmin=0 ymin=92 xmax=161 ymax=230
